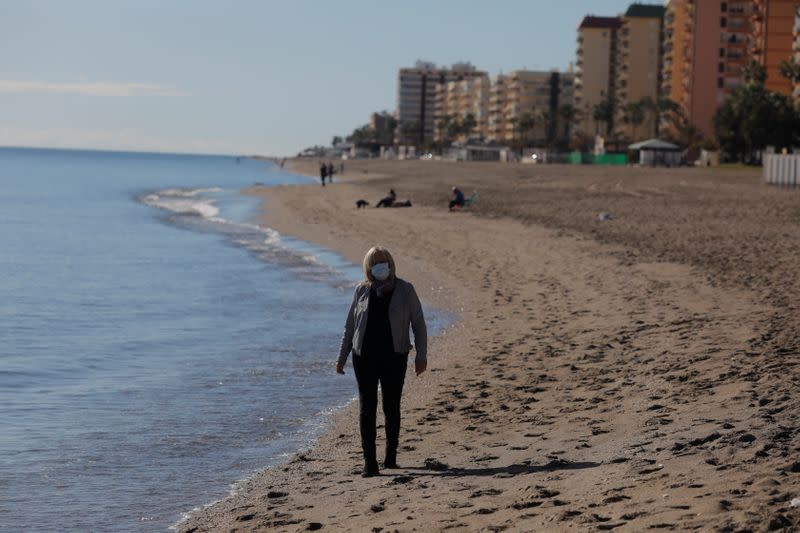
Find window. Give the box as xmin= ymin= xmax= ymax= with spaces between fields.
xmin=720 ymin=48 xmax=725 ymax=57
xmin=721 ymin=17 xmax=727 ymax=28
xmin=721 ymin=2 xmax=727 ymax=12
xmin=719 ymin=62 xmax=725 ymax=73
xmin=718 ymin=77 xmax=724 ymax=88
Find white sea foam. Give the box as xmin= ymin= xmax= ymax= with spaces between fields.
xmin=142 ymin=192 xmax=220 ymax=219
xmin=158 ymin=187 xmax=222 ymax=197
xmin=140 ymin=187 xmax=349 ymax=284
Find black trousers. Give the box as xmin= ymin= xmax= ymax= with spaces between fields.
xmin=352 ymin=353 xmax=408 ymax=464
xmin=449 ymin=200 xmax=464 ymax=209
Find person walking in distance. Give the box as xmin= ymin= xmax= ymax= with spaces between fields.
xmin=319 ymin=162 xmax=327 ymax=186
xmin=327 ymin=161 xmax=335 ymax=184
xmin=336 ymin=246 xmax=428 ymax=477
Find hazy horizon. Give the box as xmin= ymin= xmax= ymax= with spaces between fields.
xmin=2 ymin=0 xmax=638 ymax=156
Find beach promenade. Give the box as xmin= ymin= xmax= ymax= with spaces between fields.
xmin=181 ymin=160 xmax=800 ymax=532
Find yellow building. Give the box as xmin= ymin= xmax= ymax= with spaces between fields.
xmin=396 ymin=61 xmax=487 ymax=146
xmin=574 ymin=16 xmax=622 ymax=136
xmin=613 ymin=4 xmax=665 ymax=141
xmin=433 ymin=75 xmax=490 ymax=143
xmin=486 ymin=74 xmax=509 ymax=143
xmin=486 ymin=70 xmax=574 ymax=146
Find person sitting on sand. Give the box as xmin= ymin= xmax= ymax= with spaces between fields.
xmin=375 ymin=189 xmax=396 ymax=208
xmin=449 ymin=186 xmax=465 ymax=210
xmin=336 ymin=246 xmax=428 ymax=477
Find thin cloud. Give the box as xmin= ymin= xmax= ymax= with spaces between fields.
xmin=0 ymin=79 xmax=189 ymax=97
xmin=0 ymin=125 xmax=258 ymax=155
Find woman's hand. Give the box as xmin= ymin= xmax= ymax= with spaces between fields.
xmin=336 ymin=361 xmax=345 ymax=374
xmin=415 ymin=359 xmax=427 ymax=376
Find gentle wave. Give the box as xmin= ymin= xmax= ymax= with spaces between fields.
xmin=140 ymin=187 xmax=350 ymax=286
xmin=141 ymin=189 xmax=221 ymax=218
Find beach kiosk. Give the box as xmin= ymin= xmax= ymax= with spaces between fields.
xmin=629 ymin=138 xmax=681 ymax=167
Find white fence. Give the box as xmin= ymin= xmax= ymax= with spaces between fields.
xmin=764 ymin=154 xmax=800 ymax=186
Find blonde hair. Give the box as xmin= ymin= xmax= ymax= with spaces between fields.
xmin=362 ymin=245 xmax=396 ymax=284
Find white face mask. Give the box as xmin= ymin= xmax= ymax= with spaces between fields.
xmin=370 ymin=262 xmax=391 ymax=281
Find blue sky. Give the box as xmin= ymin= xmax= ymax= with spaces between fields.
xmin=1 ymin=0 xmax=636 ymax=156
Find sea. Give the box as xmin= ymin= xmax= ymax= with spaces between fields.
xmin=0 ymin=147 xmax=444 ymax=532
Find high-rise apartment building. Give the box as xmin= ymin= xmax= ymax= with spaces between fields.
xmin=661 ymin=0 xmax=753 ymax=141
xmin=613 ymin=4 xmax=665 ymax=140
xmin=487 ymin=74 xmax=509 ymax=143
xmin=794 ymin=5 xmax=800 ymax=99
xmin=396 ymin=61 xmax=487 ymax=146
xmin=750 ymin=0 xmax=800 ymax=96
xmin=574 ymin=16 xmax=622 ymax=136
xmin=486 ymin=70 xmax=574 ymax=146
xmin=432 ymin=75 xmax=490 ymax=143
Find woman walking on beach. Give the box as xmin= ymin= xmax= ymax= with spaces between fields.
xmin=336 ymin=246 xmax=427 ymax=477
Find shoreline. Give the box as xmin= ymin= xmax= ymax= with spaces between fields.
xmin=180 ymin=160 xmax=799 ymax=532
xmin=177 ymin=167 xmax=469 ymax=532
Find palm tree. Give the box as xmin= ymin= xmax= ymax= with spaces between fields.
xmin=399 ymin=120 xmax=421 ymax=146
xmin=622 ymin=101 xmax=645 ymax=141
xmin=517 ymin=111 xmax=536 ymax=149
xmin=655 ymin=97 xmax=680 ymax=138
xmin=436 ymin=115 xmax=452 ymax=145
xmin=592 ymin=97 xmax=614 ymax=136
xmin=662 ymin=105 xmax=705 ymax=154
xmin=558 ymin=104 xmax=578 ymax=144
xmin=539 ymin=110 xmax=555 ymax=147
xmin=460 ymin=113 xmax=478 ymax=140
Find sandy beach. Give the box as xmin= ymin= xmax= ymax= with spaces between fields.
xmin=180 ymin=160 xmax=799 ymax=532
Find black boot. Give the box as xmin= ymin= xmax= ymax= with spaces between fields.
xmin=362 ymin=459 xmax=380 ymax=477
xmin=382 ymin=448 xmax=398 ymax=469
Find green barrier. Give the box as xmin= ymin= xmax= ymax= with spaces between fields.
xmin=568 ymin=152 xmax=627 ymax=165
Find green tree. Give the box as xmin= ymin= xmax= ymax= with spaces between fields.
xmin=621 ymin=100 xmax=645 ymax=141
xmin=743 ymin=60 xmax=767 ymax=85
xmin=538 ymin=109 xmax=556 ymax=147
xmin=398 ymin=120 xmax=420 ymax=146
xmin=446 ymin=116 xmax=461 ymax=141
xmin=654 ymin=97 xmax=680 ymax=138
xmin=331 ymin=135 xmax=343 ymax=147
xmin=592 ymin=97 xmax=614 ymax=135
xmin=346 ymin=126 xmax=378 ymax=148
xmin=661 ymin=105 xmax=705 ymax=154
xmin=460 ymin=113 xmax=478 ymax=139
xmin=714 ymin=82 xmax=800 ymax=162
xmin=558 ymin=104 xmax=578 ymax=144
xmin=779 ymin=57 xmax=800 ymax=86
xmin=516 ymin=111 xmax=537 ymax=149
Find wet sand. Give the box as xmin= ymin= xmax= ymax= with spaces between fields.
xmin=180 ymin=160 xmax=799 ymax=532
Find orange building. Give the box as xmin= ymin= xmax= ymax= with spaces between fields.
xmin=750 ymin=0 xmax=800 ymax=95
xmin=795 ymin=5 xmax=800 ymax=100
xmin=661 ymin=0 xmax=753 ymax=142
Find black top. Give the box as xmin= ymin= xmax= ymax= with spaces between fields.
xmin=362 ymin=287 xmax=395 ymax=356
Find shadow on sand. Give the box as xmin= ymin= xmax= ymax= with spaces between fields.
xmin=400 ymin=459 xmax=601 ymax=478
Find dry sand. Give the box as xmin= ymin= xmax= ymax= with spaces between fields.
xmin=180 ymin=160 xmax=799 ymax=532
